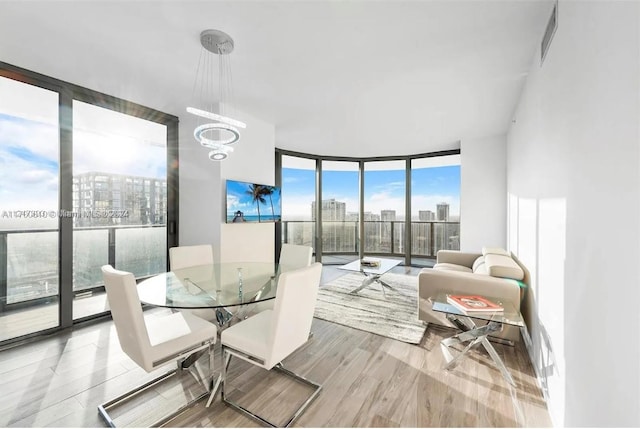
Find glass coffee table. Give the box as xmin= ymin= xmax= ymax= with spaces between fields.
xmin=431 ymin=293 xmax=525 ymax=386
xmin=338 ymin=258 xmax=401 ymax=298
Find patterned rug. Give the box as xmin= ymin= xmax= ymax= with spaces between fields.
xmin=314 ymin=272 xmax=427 ymax=344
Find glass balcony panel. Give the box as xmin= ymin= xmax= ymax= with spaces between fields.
xmin=7 ymin=232 xmax=59 ymax=303
xmin=73 ymin=229 xmax=108 ymax=291
xmin=115 ymin=227 xmax=167 ymax=278
xmin=411 ymin=222 xmax=433 ymax=257
xmin=282 ymin=221 xmax=315 ymax=248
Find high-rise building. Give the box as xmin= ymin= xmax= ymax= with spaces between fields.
xmin=362 ymin=212 xmax=380 ymax=221
xmin=311 ymin=199 xmax=354 ymax=252
xmin=381 ymin=210 xmax=396 ymax=221
xmin=73 ymin=172 xmax=167 ymax=227
xmin=437 ymin=202 xmax=450 ymax=221
xmin=311 ymin=198 xmax=346 ymax=221
xmin=378 ymin=210 xmax=396 ymax=252
xmin=419 ymin=210 xmax=435 ymax=221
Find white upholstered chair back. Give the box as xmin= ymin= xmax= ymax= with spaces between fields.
xmin=168 ymin=244 xmax=216 ymax=322
xmin=266 ymin=262 xmax=321 ymax=368
xmin=169 ymin=244 xmax=213 ymax=270
xmin=101 ymin=265 xmax=152 ymax=371
xmin=279 ymin=243 xmax=313 ymax=273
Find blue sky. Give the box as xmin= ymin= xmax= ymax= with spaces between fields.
xmin=282 ymin=165 xmax=460 ymax=220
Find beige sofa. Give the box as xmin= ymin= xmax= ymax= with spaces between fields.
xmin=418 ymin=247 xmax=528 ymax=342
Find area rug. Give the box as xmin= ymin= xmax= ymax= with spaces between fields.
xmin=314 ymin=272 xmax=427 ymax=344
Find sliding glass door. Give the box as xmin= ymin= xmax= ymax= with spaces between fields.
xmin=72 ymin=101 xmax=169 ymax=320
xmin=0 ymin=75 xmax=60 ymax=341
xmin=0 ymin=62 xmax=178 ymax=344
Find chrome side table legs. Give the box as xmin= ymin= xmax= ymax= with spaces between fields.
xmin=440 ymin=315 xmax=516 ymax=387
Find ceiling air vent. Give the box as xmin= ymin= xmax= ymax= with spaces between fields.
xmin=541 ymin=1 xmax=558 ymax=65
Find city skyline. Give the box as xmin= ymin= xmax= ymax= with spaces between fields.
xmin=282 ymin=164 xmax=461 ymax=220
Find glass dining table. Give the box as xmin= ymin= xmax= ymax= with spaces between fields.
xmin=136 ymin=261 xmax=289 ymax=408
xmin=137 ymin=261 xmax=289 ymax=319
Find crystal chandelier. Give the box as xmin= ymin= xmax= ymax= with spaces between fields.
xmin=188 ymin=29 xmax=246 ymax=161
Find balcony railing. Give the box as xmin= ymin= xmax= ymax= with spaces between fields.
xmin=282 ymin=220 xmax=460 ymax=258
xmin=1 ymin=220 xmax=458 ymax=308
xmin=0 ymin=225 xmax=166 ymax=307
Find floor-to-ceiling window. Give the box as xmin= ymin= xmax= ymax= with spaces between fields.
xmin=0 ymin=75 xmax=60 ymax=342
xmin=411 ymin=155 xmax=461 ymax=265
xmin=71 ymin=101 xmax=168 ymax=320
xmin=0 ymin=62 xmax=178 ymax=344
xmin=277 ymin=150 xmax=460 ymax=265
xmin=363 ymin=160 xmax=406 ymax=257
xmin=320 ymin=160 xmax=359 ymax=264
xmin=281 ymin=155 xmax=316 ymax=251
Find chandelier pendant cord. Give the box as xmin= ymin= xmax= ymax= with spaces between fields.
xmin=187 ymin=29 xmax=245 ymax=161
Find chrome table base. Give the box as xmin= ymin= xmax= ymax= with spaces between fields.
xmin=350 ymin=270 xmax=398 ymax=298
xmin=440 ymin=315 xmax=516 ymax=387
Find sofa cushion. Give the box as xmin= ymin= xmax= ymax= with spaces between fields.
xmin=484 ymin=253 xmax=524 ymax=280
xmin=433 ymin=263 xmax=473 ymax=273
xmin=472 ymin=256 xmax=489 ymax=275
xmin=482 ymin=246 xmax=510 ymax=257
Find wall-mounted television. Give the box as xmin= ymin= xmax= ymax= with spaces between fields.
xmin=226 ymin=179 xmax=282 ymax=223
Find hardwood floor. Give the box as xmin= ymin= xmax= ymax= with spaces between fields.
xmin=0 ymin=315 xmax=551 ymax=427
xmin=0 ymin=265 xmax=551 ymax=427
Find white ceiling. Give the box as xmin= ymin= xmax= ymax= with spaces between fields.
xmin=0 ymin=0 xmax=552 ymax=158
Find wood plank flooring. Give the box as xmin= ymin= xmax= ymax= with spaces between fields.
xmin=0 ymin=315 xmax=551 ymax=427
xmin=0 ymin=265 xmax=551 ymax=427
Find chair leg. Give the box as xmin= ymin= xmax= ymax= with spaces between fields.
xmin=98 ymin=341 xmax=214 ymax=428
xmin=221 ymin=350 xmax=322 ymax=428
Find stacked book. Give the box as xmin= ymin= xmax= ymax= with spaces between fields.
xmin=360 ymin=258 xmax=381 ymax=268
xmin=446 ymin=294 xmax=503 ymax=313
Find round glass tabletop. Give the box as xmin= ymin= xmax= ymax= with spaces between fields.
xmin=137 ymin=262 xmax=288 ymax=309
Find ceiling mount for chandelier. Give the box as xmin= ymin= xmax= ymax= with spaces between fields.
xmin=187 ymin=29 xmax=246 ymax=161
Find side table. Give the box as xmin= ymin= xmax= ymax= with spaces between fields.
xmin=431 ymin=293 xmax=525 ymax=386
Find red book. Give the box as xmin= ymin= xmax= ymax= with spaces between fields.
xmin=446 ymin=295 xmax=503 ymax=313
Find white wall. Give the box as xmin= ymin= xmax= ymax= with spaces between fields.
xmin=460 ymin=135 xmax=506 ymax=251
xmin=220 ymin=108 xmax=276 ymax=263
xmin=179 ymin=105 xmax=276 ymax=264
xmin=507 ymin=1 xmax=640 ymax=426
xmin=178 ymin=121 xmax=221 ymax=250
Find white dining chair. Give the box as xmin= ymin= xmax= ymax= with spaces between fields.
xmin=169 ymin=244 xmax=213 ymax=269
xmin=250 ymin=243 xmax=313 ymax=314
xmin=169 ymin=244 xmax=219 ymax=322
xmin=99 ymin=265 xmax=217 ymax=428
xmin=219 ymin=262 xmax=323 ymax=427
